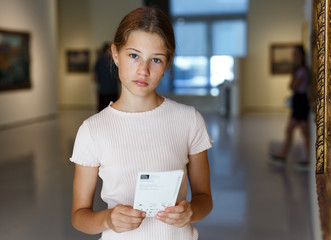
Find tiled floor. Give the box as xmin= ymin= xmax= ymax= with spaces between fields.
xmin=0 ymin=97 xmax=312 ymax=240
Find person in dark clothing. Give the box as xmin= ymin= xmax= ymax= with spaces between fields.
xmin=93 ymin=43 xmax=119 ymax=112
xmin=270 ymin=45 xmax=310 ymax=171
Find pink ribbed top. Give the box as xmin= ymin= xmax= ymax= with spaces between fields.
xmin=70 ymin=97 xmax=212 ymax=240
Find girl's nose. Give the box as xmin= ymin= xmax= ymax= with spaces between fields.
xmin=137 ymin=60 xmax=150 ymax=76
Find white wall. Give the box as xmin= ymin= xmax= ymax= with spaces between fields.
xmin=58 ymin=0 xmax=142 ymax=109
xmin=241 ymin=0 xmax=306 ymax=113
xmin=0 ymin=0 xmax=58 ymax=126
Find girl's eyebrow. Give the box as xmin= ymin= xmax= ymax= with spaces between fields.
xmin=126 ymin=47 xmax=167 ymax=57
xmin=126 ymin=47 xmax=140 ymax=52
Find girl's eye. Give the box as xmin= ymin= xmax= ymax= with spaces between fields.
xmin=152 ymin=58 xmax=161 ymax=63
xmin=129 ymin=54 xmax=138 ymax=59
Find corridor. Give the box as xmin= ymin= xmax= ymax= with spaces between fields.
xmin=0 ymin=98 xmax=312 ymax=240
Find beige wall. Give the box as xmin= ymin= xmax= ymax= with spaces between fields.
xmin=241 ymin=0 xmax=307 ymax=113
xmin=58 ymin=0 xmax=142 ymax=109
xmin=0 ymin=0 xmax=58 ymax=126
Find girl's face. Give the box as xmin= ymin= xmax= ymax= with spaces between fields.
xmin=111 ymin=30 xmax=168 ymax=98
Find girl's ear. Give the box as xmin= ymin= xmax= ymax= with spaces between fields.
xmin=111 ymin=44 xmax=119 ymax=66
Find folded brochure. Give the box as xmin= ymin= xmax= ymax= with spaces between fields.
xmin=133 ymin=170 xmax=184 ymax=217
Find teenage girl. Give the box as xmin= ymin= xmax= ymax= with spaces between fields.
xmin=70 ymin=6 xmax=213 ymax=240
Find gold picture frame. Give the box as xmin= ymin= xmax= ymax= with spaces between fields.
xmin=313 ymin=0 xmax=331 ymax=239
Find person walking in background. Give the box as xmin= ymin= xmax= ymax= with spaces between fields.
xmin=93 ymin=43 xmax=119 ymax=112
xmin=70 ymin=6 xmax=213 ymax=240
xmin=270 ymin=45 xmax=310 ymax=171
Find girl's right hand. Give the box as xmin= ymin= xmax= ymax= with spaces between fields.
xmin=107 ymin=204 xmax=146 ymax=233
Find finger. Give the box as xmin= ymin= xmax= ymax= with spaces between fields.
xmin=155 ymin=213 xmax=188 ymax=227
xmin=156 ymin=201 xmax=192 ymax=226
xmin=118 ymin=212 xmax=145 ymax=224
xmin=156 ymin=211 xmax=183 ymax=220
xmin=110 ymin=205 xmax=145 ymax=232
xmin=165 ymin=203 xmax=186 ymax=213
xmin=114 ymin=219 xmax=141 ymax=229
xmin=111 ymin=214 xmax=145 ymax=232
xmin=118 ymin=205 xmax=146 ymax=218
xmin=176 ymin=200 xmax=189 ymax=208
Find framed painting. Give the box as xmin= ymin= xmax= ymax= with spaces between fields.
xmin=270 ymin=43 xmax=301 ymax=74
xmin=0 ymin=29 xmax=31 ymax=91
xmin=66 ymin=50 xmax=90 ymax=73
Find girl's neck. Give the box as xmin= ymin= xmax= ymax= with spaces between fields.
xmin=112 ymin=94 xmax=164 ymax=113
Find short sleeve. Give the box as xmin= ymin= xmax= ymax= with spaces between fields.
xmin=70 ymin=121 xmax=100 ymax=167
xmin=189 ymin=110 xmax=212 ymax=155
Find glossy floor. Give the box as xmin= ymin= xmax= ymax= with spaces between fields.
xmin=0 ymin=103 xmax=312 ymax=240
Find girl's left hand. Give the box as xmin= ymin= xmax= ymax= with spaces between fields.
xmin=155 ymin=200 xmax=193 ymax=227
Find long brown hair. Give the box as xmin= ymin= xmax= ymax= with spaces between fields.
xmin=112 ymin=7 xmax=175 ymax=68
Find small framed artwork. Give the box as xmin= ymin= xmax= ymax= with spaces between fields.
xmin=66 ymin=50 xmax=90 ymax=73
xmin=0 ymin=29 xmax=31 ymax=91
xmin=270 ymin=43 xmax=301 ymax=74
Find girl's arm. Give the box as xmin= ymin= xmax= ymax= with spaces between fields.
xmin=71 ymin=164 xmax=145 ymax=234
xmin=187 ymin=150 xmax=213 ymax=222
xmin=156 ymin=150 xmax=213 ymax=226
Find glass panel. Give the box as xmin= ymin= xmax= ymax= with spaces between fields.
xmin=210 ymin=56 xmax=234 ymax=87
xmin=156 ymin=69 xmax=172 ymax=94
xmin=173 ymin=56 xmax=208 ymax=87
xmin=171 ymin=0 xmax=249 ymax=16
xmin=174 ymin=21 xmax=207 ymax=56
xmin=212 ymin=20 xmax=247 ymax=57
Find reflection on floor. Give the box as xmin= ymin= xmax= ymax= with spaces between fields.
xmin=0 ymin=98 xmax=312 ymax=240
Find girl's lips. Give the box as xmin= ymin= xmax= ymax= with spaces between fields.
xmin=133 ymin=80 xmax=149 ymax=87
